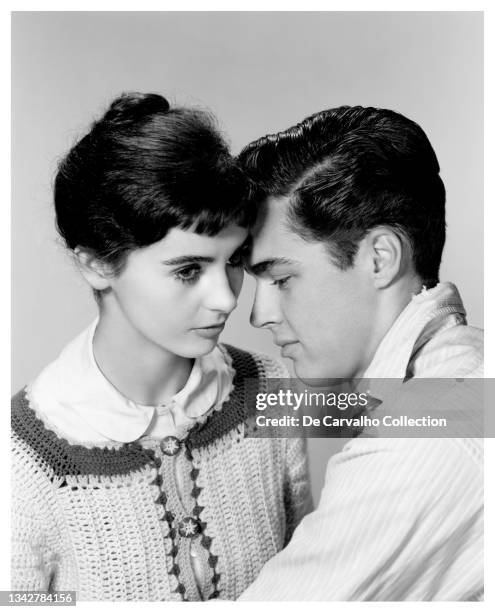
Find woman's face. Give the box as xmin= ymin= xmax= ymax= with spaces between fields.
xmin=102 ymin=224 xmax=248 ymax=358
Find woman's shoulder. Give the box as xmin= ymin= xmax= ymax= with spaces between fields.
xmin=219 ymin=343 xmax=289 ymax=380
xmin=184 ymin=345 xmax=288 ymax=451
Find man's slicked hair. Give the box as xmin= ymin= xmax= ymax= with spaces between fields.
xmin=238 ymin=106 xmax=446 ymax=285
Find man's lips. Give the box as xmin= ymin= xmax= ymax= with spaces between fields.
xmin=280 ymin=342 xmax=299 ymax=358
xmin=274 ymin=339 xmax=299 ymax=358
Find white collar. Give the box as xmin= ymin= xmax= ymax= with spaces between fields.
xmin=28 ymin=319 xmax=234 ymax=444
xmin=362 ymin=282 xmax=466 ymax=397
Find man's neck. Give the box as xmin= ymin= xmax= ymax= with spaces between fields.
xmin=354 ymin=275 xmax=424 ymax=378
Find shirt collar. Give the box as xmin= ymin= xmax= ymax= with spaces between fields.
xmin=362 ymin=282 xmax=466 ymax=398
xmin=30 ymin=319 xmax=234 ymax=443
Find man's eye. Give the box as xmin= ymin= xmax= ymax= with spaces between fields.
xmin=227 ymin=252 xmax=244 ymax=267
xmin=271 ymin=276 xmax=291 ymax=289
xmin=229 ymin=241 xmax=251 ymax=268
xmin=174 ymin=265 xmax=201 ymax=284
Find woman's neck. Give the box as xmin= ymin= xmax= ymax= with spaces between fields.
xmin=92 ymin=310 xmax=194 ymax=407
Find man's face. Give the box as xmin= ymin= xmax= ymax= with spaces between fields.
xmin=249 ymin=196 xmax=379 ymax=380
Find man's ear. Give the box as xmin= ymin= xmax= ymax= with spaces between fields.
xmin=365 ymin=227 xmax=406 ymax=289
xmin=73 ymin=247 xmax=113 ymax=291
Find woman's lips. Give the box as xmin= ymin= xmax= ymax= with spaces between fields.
xmin=193 ymin=323 xmax=226 ymax=339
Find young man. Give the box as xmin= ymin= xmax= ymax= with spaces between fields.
xmin=238 ymin=106 xmax=483 ymax=600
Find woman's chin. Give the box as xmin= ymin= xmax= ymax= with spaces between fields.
xmin=176 ymin=336 xmax=221 ymax=359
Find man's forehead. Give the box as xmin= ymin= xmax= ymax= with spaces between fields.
xmin=248 ymin=195 xmax=323 ymax=274
xmin=251 ymin=195 xmax=296 ymax=254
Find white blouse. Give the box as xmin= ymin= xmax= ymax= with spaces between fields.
xmin=27 ymin=318 xmax=235 ymax=447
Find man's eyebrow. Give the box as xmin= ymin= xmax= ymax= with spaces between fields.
xmin=161 ymin=255 xmax=214 ymax=266
xmin=248 ymin=257 xmax=298 ymax=276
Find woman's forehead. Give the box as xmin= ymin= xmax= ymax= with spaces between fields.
xmin=144 ymin=224 xmax=249 ymax=257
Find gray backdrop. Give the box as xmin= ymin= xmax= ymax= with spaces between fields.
xmin=12 ymin=11 xmax=483 ymax=501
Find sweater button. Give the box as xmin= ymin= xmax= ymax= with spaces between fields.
xmin=160 ymin=436 xmax=181 ymax=456
xmin=178 ymin=516 xmax=202 ymax=538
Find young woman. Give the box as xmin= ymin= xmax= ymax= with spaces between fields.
xmin=11 ymin=93 xmax=312 ymax=601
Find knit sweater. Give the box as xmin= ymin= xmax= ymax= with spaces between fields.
xmin=11 ymin=344 xmax=312 ymax=601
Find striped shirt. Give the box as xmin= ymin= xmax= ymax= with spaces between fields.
xmin=241 ymin=282 xmax=483 ymax=601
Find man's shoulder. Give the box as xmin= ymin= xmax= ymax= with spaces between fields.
xmin=337 ymin=436 xmax=482 ymax=479
xmin=413 ymin=323 xmax=483 ymax=377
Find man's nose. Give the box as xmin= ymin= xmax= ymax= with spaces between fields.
xmin=250 ymin=282 xmax=281 ymax=328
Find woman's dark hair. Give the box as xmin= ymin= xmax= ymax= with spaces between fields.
xmin=238 ymin=106 xmax=446 ymax=286
xmin=55 ymin=92 xmax=252 ymax=272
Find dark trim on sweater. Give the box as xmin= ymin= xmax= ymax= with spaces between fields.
xmin=187 ymin=344 xmax=260 ymax=450
xmin=11 ymin=344 xmax=260 ymax=478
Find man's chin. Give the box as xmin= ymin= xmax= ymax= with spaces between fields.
xmin=292 ymin=360 xmax=352 ymax=385
xmin=292 ymin=360 xmax=319 ymax=383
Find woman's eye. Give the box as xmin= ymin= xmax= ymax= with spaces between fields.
xmin=174 ymin=265 xmax=201 ymax=284
xmin=271 ymin=276 xmax=291 ymax=289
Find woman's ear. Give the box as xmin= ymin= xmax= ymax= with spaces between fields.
xmin=73 ymin=247 xmax=113 ymax=291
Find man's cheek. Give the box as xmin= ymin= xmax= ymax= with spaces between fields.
xmin=284 ymin=301 xmax=309 ymax=339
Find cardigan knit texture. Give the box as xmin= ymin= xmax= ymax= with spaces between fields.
xmin=11 ymin=344 xmax=312 ymax=601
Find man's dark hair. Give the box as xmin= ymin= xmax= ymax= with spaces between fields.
xmin=238 ymin=106 xmax=446 ymax=285
xmin=55 ymin=92 xmax=251 ymax=273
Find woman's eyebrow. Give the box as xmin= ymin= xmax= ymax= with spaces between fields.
xmin=161 ymin=255 xmax=214 ymax=265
